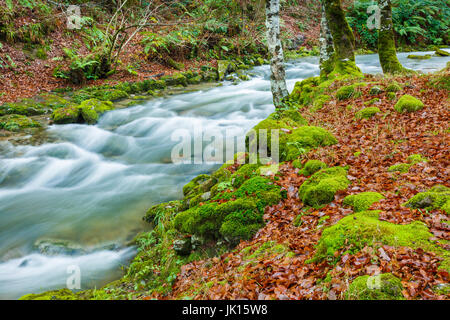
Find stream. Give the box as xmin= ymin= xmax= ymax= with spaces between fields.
xmin=0 ymin=50 xmax=449 ymax=299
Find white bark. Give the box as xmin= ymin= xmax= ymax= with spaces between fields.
xmin=265 ymin=0 xmax=288 ymax=107
xmin=319 ymin=1 xmax=334 ymax=77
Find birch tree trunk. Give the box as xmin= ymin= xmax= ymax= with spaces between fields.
xmin=265 ymin=0 xmax=288 ymax=107
xmin=378 ymin=0 xmax=405 ymax=74
xmin=319 ymin=1 xmax=335 ymax=78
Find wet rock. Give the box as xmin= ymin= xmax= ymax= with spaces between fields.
xmin=34 ymin=238 xmax=86 ymax=256
xmin=286 ymin=34 xmax=305 ymax=50
xmin=191 ymin=235 xmax=204 ymax=250
xmin=173 ymin=238 xmax=191 ymax=256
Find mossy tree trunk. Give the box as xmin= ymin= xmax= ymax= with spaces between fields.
xmin=323 ymin=0 xmax=362 ymax=77
xmin=378 ymin=0 xmax=405 ymax=74
xmin=319 ymin=1 xmax=335 ymax=78
xmin=265 ymin=0 xmax=289 ymax=107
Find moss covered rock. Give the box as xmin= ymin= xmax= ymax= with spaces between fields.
xmin=343 ymin=192 xmax=384 ymax=212
xmin=20 ymin=289 xmax=83 ymax=300
xmin=79 ymin=99 xmax=114 ymax=124
xmin=407 ymin=54 xmax=432 ymax=60
xmin=0 ymin=99 xmax=46 ymax=116
xmin=298 ymin=160 xmax=328 ymax=176
xmin=404 ymin=185 xmax=450 ymax=214
xmin=346 ymin=273 xmax=405 ymax=300
xmin=175 ymin=176 xmax=281 ymax=243
xmin=92 ymin=89 xmax=129 ymax=102
xmin=355 ymin=107 xmax=381 ymax=120
xmin=298 ymin=167 xmax=350 ymax=208
xmin=394 ymin=95 xmax=424 ymax=113
xmin=434 ymin=49 xmax=450 ymax=57
xmin=388 ymin=153 xmax=428 ymax=173
xmin=284 ymin=126 xmax=338 ymax=161
xmin=314 ymin=211 xmax=436 ymax=261
xmin=52 ymin=104 xmax=81 ymax=124
xmin=52 ymin=99 xmax=114 ymax=125
xmin=386 ymin=82 xmax=402 ymax=93
xmin=0 ymin=114 xmax=41 ymax=132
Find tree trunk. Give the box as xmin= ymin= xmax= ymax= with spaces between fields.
xmin=378 ymin=0 xmax=405 ymax=74
xmin=323 ymin=0 xmax=362 ymax=77
xmin=265 ymin=0 xmax=288 ymax=107
xmin=319 ymin=1 xmax=335 ymax=78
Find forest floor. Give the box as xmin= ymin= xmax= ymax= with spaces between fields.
xmin=0 ymin=2 xmax=320 ymax=104
xmin=143 ymin=72 xmax=449 ymax=300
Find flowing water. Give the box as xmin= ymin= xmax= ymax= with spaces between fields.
xmin=0 ymin=50 xmax=448 ymax=299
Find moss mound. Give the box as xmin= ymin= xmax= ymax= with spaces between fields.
xmin=435 ymin=49 xmax=450 ymax=57
xmin=386 ymin=82 xmax=402 ymax=93
xmin=343 ymin=192 xmax=384 ymax=212
xmin=0 ymin=114 xmax=41 ymax=132
xmin=407 ymin=54 xmax=432 ymax=60
xmin=336 ymin=84 xmax=363 ymax=101
xmin=52 ymin=99 xmax=114 ymax=125
xmin=20 ymin=288 xmax=91 ymax=300
xmin=174 ymin=176 xmax=281 ymax=243
xmin=298 ymin=167 xmax=350 ymax=208
xmin=394 ymin=95 xmax=424 ymax=113
xmin=404 ymin=185 xmax=450 ymax=214
xmin=284 ymin=126 xmax=338 ymax=161
xmin=0 ymin=98 xmax=46 ymax=116
xmin=388 ymin=153 xmax=428 ymax=173
xmin=298 ymin=160 xmax=328 ymax=176
xmin=314 ymin=211 xmax=436 ymax=262
xmin=355 ymin=107 xmax=381 ymax=120
xmin=345 ymin=274 xmax=405 ymax=300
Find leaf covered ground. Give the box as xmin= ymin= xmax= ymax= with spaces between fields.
xmin=144 ymin=72 xmax=449 ymax=300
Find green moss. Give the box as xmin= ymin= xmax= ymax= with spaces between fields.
xmin=355 ymin=107 xmax=381 ymax=120
xmin=364 ymin=98 xmax=381 ymax=106
xmin=39 ymin=94 xmax=72 ymax=109
xmin=249 ymin=111 xmax=308 ymax=160
xmin=343 ymin=192 xmax=384 ymax=212
xmin=345 ymin=274 xmax=405 ymax=300
xmin=51 ymin=99 xmax=114 ymax=125
xmin=336 ymin=84 xmax=363 ymax=101
xmin=161 ymin=73 xmax=188 ymax=87
xmin=231 ymin=163 xmax=261 ymax=188
xmin=92 ymin=89 xmax=129 ymax=102
xmin=284 ymin=126 xmax=338 ymax=161
xmin=407 ymin=54 xmax=432 ymax=60
xmin=386 ymin=82 xmax=402 ymax=93
xmin=435 ymin=49 xmax=450 ymax=57
xmin=388 ymin=153 xmax=428 ymax=173
xmin=52 ymin=104 xmax=81 ymax=124
xmin=144 ymin=201 xmax=182 ymax=224
xmin=386 ymin=92 xmax=396 ymax=100
xmin=404 ymin=185 xmax=450 ymax=214
xmin=298 ymin=167 xmax=350 ymax=208
xmin=298 ymin=160 xmax=328 ymax=176
xmin=394 ymin=95 xmax=424 ymax=113
xmin=0 ymin=114 xmax=41 ymax=131
xmin=0 ymin=98 xmax=45 ymax=116
xmin=79 ymin=99 xmax=114 ymax=124
xmin=19 ymin=289 xmax=85 ymax=300
xmin=314 ymin=211 xmax=442 ymax=262
xmin=311 ymin=94 xmax=331 ymax=112
xmin=175 ymin=176 xmax=281 ymax=243
xmin=182 ymin=174 xmax=211 ymax=197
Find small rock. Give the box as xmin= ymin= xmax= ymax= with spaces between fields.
xmin=173 ymin=238 xmax=192 ymax=256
